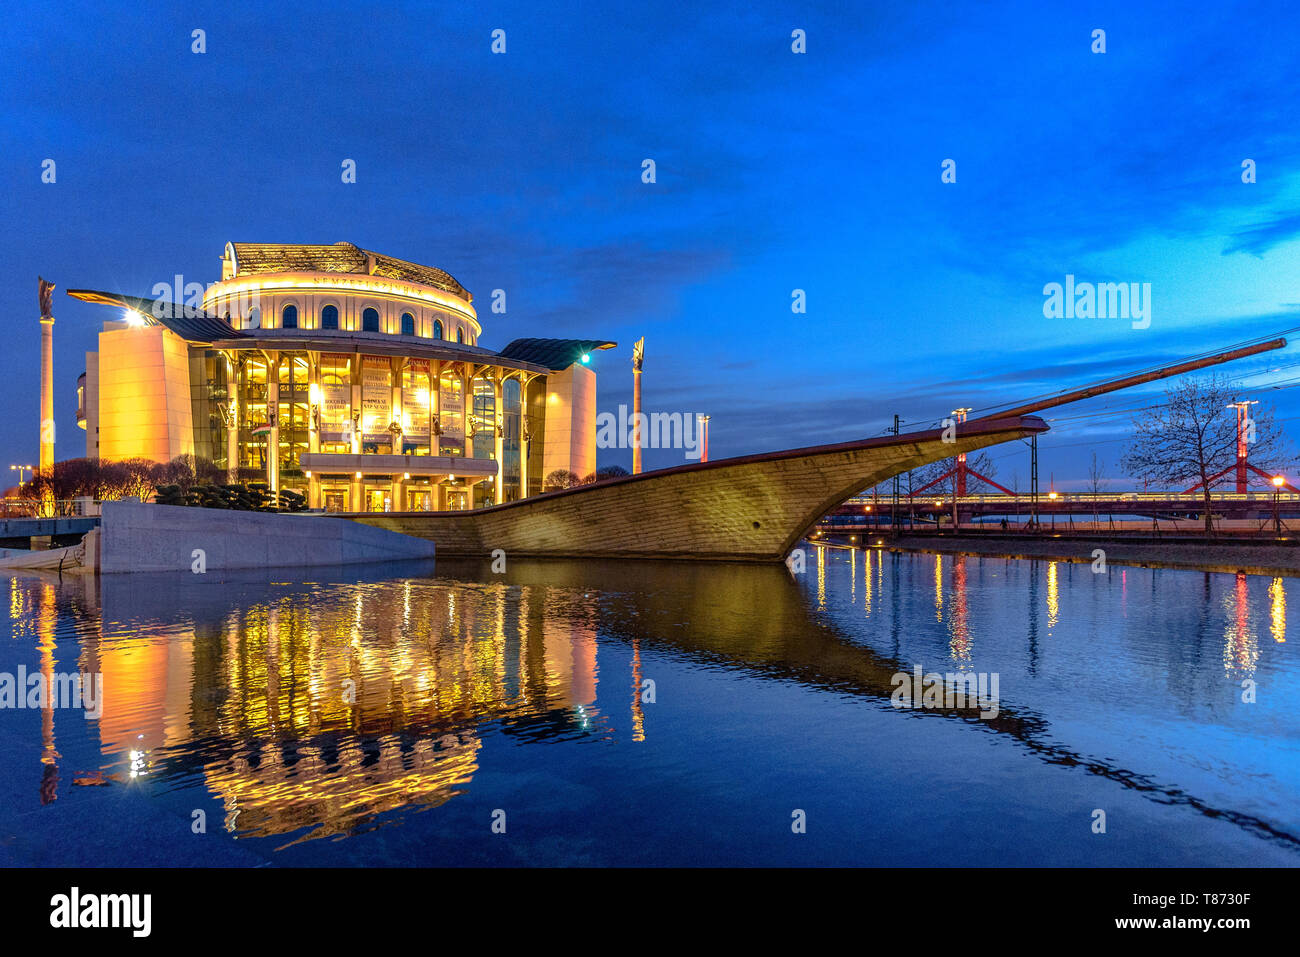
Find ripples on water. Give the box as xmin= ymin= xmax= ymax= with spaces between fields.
xmin=1 ymin=547 xmax=1296 ymax=866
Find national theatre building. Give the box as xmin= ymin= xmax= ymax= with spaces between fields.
xmin=72 ymin=242 xmax=613 ymax=511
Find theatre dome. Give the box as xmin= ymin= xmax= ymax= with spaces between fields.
xmin=203 ymin=241 xmax=481 ymax=345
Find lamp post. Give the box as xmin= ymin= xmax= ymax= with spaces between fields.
xmin=1048 ymin=489 xmax=1058 ymax=530
xmin=10 ymin=464 xmax=34 ymax=485
xmin=1272 ymin=474 xmax=1285 ymax=535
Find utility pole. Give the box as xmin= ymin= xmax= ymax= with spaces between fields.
xmin=890 ymin=414 xmax=900 ymax=537
xmin=1030 ymin=434 xmax=1039 ymax=532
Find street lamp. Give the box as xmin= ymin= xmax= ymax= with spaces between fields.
xmin=9 ymin=464 xmax=33 ymax=485
xmin=1272 ymin=474 xmax=1285 ymax=535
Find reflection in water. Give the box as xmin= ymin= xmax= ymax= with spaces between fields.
xmin=1046 ymin=561 xmax=1059 ymax=633
xmin=948 ymin=555 xmax=971 ymax=665
xmin=4 ymin=550 xmax=1299 ymax=862
xmin=19 ymin=570 xmax=606 ymax=846
xmin=1271 ymin=578 xmax=1287 ymax=644
xmin=815 ymin=544 xmax=826 ymax=608
xmin=37 ymin=582 xmax=59 ymax=805
xmin=862 ymin=546 xmax=873 ymax=616
xmin=1224 ymin=572 xmax=1260 ymax=677
xmin=933 ymin=554 xmax=943 ymax=621
xmin=630 ymin=638 xmax=646 ymax=743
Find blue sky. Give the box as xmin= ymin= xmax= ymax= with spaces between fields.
xmin=3 ymin=0 xmax=1300 ymax=487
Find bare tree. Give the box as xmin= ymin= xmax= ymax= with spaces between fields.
xmin=1122 ymin=373 xmax=1290 ymax=534
xmin=1087 ymin=451 xmax=1107 ymax=525
xmin=543 ymin=469 xmax=582 ymax=491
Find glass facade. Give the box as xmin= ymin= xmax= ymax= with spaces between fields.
xmin=217 ymin=350 xmax=545 ymax=509
xmin=188 ymin=349 xmax=229 ymax=470
xmin=277 ymin=354 xmax=309 ymax=483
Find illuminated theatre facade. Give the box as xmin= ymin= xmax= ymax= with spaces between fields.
xmin=75 ymin=242 xmax=612 ymax=511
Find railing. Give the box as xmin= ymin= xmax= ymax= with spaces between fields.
xmin=843 ymin=491 xmax=1300 ymax=506
xmin=0 ymin=498 xmax=104 ymax=519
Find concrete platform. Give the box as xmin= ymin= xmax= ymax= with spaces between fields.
xmin=97 ymin=501 xmax=436 ymax=574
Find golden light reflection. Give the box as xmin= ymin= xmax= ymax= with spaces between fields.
xmin=631 ymin=638 xmax=646 ymax=742
xmin=934 ymin=554 xmax=943 ymax=621
xmin=36 ymin=581 xmax=59 ymax=805
xmin=47 ymin=576 xmax=612 ymax=844
xmin=1046 ymin=562 xmax=1059 ymax=632
xmin=816 ymin=544 xmax=826 ymax=608
xmin=1270 ymin=577 xmax=1286 ymax=643
xmin=863 ymin=545 xmax=873 ymax=616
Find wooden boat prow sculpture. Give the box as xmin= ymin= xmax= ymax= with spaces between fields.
xmin=348 ymin=337 xmax=1288 ymax=562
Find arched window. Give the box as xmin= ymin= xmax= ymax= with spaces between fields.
xmin=282 ymin=304 xmax=298 ymax=329
xmin=362 ymin=307 xmax=380 ymax=332
xmin=456 ymin=328 xmax=464 ymax=344
xmin=321 ymin=304 xmax=339 ymax=330
xmin=401 ymin=312 xmax=415 ymax=336
xmin=433 ymin=319 xmax=443 ymax=339
xmin=247 ymin=306 xmax=261 ymax=329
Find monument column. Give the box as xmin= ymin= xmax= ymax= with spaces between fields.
xmin=37 ymin=278 xmax=56 ymax=477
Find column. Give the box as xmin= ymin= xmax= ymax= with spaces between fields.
xmin=430 ymin=360 xmax=442 ymax=457
xmin=520 ymin=374 xmax=531 ymax=497
xmin=39 ymin=315 xmax=54 ymax=476
xmin=349 ymin=357 xmax=362 ymax=510
xmin=307 ymin=352 xmax=320 ymax=509
xmin=267 ymin=352 xmax=280 ymax=493
xmin=226 ymin=354 xmax=239 ymax=484
xmin=493 ymin=372 xmax=505 ymax=505
xmin=391 ymin=356 xmax=404 ymax=455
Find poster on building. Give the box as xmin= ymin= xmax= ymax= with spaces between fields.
xmin=361 ymin=356 xmax=392 ymax=443
xmin=440 ymin=378 xmax=464 ymax=434
xmin=321 ymin=354 xmax=351 ymax=435
xmin=402 ymin=359 xmax=430 ymax=441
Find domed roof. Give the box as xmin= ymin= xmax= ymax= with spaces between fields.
xmin=226 ymin=241 xmax=471 ymax=301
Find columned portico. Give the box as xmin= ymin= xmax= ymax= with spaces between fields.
xmin=300 ymin=452 xmax=497 ymax=513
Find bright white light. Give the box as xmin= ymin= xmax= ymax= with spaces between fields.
xmin=123 ymin=309 xmax=146 ymax=327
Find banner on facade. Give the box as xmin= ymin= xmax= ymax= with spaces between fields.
xmin=361 ymin=356 xmax=392 ymax=443
xmin=320 ymin=354 xmax=351 ymax=435
xmin=402 ymin=359 xmax=431 ymax=440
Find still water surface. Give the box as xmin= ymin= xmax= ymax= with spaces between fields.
xmin=1 ymin=547 xmax=1296 ymax=866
